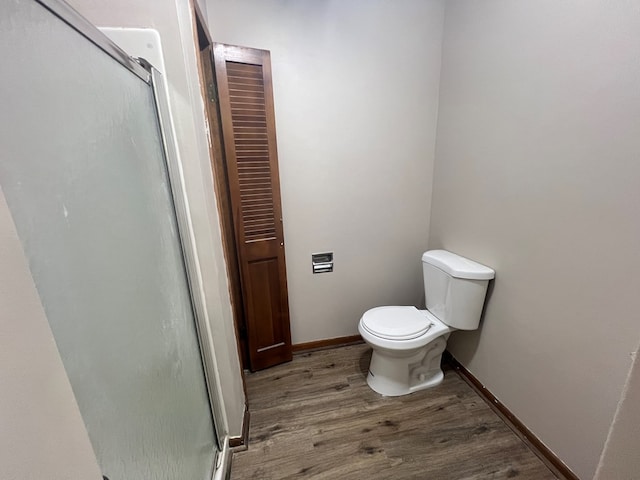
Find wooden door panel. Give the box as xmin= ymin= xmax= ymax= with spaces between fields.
xmin=213 ymin=43 xmax=292 ymax=371
xmin=244 ymin=257 xmax=290 ymax=370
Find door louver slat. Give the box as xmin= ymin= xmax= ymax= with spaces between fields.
xmin=226 ymin=61 xmax=277 ymax=244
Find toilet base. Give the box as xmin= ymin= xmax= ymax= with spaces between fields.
xmin=367 ymin=363 xmax=444 ymax=396
xmin=365 ymin=335 xmax=448 ymax=396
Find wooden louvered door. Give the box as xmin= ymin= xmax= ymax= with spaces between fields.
xmin=213 ymin=43 xmax=292 ymax=371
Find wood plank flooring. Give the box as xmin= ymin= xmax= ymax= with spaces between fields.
xmin=230 ymin=344 xmax=558 ymax=480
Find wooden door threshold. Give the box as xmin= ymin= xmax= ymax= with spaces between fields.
xmin=444 ymin=351 xmax=579 ymax=480
xmin=229 ymin=405 xmax=250 ymax=452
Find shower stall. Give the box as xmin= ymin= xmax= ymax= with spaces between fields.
xmin=0 ymin=1 xmax=224 ymax=478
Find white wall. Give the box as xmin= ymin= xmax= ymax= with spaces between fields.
xmin=430 ymin=1 xmax=640 ymax=478
xmin=0 ymin=188 xmax=102 ymax=480
xmin=66 ymin=0 xmax=246 ymax=438
xmin=208 ymin=0 xmax=445 ymax=344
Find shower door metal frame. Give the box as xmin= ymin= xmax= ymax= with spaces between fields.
xmin=34 ymin=0 xmax=226 ymax=473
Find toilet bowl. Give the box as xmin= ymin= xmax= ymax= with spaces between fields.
xmin=359 ymin=306 xmax=453 ymax=396
xmin=359 ymin=250 xmax=494 ymax=396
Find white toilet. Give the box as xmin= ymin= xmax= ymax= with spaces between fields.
xmin=358 ymin=250 xmax=495 ymax=396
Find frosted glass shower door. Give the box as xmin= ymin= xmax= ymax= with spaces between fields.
xmin=0 ymin=1 xmax=217 ymax=479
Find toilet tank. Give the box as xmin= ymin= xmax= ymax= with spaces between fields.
xmin=422 ymin=250 xmax=495 ymax=330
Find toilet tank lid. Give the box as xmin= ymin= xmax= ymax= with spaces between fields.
xmin=422 ymin=250 xmax=495 ymax=280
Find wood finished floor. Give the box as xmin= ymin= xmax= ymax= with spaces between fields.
xmin=231 ymin=344 xmax=558 ymax=480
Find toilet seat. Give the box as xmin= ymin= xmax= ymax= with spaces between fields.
xmin=361 ymin=306 xmax=432 ymax=340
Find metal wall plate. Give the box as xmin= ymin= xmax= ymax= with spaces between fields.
xmin=312 ymin=252 xmax=333 ymax=274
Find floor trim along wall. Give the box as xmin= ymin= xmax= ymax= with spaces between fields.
xmin=229 ymin=405 xmax=250 ymax=451
xmin=444 ymin=351 xmax=579 ymax=480
xmin=292 ymin=335 xmax=363 ymax=354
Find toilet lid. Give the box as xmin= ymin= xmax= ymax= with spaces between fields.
xmin=361 ymin=306 xmax=432 ymax=340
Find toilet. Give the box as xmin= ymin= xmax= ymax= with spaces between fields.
xmin=358 ymin=250 xmax=494 ymax=396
